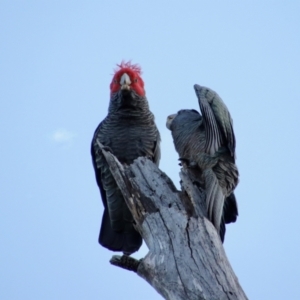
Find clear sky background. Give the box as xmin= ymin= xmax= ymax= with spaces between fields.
xmin=1 ymin=1 xmax=300 ymax=299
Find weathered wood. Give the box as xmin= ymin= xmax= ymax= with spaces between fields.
xmin=97 ymin=141 xmax=248 ymax=300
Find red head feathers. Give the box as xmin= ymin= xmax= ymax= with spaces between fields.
xmin=110 ymin=61 xmax=145 ymax=97
xmin=114 ymin=61 xmax=142 ymax=75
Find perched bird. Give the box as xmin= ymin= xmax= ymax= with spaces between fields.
xmin=91 ymin=62 xmax=161 ymax=254
xmin=166 ymin=84 xmax=239 ymax=242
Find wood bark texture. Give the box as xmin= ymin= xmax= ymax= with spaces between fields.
xmin=97 ymin=142 xmax=248 ymax=300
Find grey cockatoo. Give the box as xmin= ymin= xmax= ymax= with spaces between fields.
xmin=166 ymin=84 xmax=239 ymax=242
xmin=91 ymin=62 xmax=161 ymax=254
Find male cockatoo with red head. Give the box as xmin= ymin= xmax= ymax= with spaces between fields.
xmin=91 ymin=62 xmax=161 ymax=254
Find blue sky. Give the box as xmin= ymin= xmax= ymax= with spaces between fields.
xmin=1 ymin=1 xmax=300 ymax=299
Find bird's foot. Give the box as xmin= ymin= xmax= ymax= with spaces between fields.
xmin=110 ymin=255 xmax=142 ymax=273
xmin=178 ymin=158 xmax=197 ymax=168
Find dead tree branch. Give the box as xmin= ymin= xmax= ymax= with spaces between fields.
xmin=97 ymin=141 xmax=248 ymax=300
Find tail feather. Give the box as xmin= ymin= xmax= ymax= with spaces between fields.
xmin=220 ymin=193 xmax=239 ymax=243
xmin=223 ymin=192 xmax=238 ymax=224
xmin=99 ymin=209 xmax=142 ymax=255
xmin=205 ymin=170 xmax=225 ymax=234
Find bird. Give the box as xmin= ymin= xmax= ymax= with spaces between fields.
xmin=91 ymin=61 xmax=161 ymax=255
xmin=166 ymin=84 xmax=239 ymax=242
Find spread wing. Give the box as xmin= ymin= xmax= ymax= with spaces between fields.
xmin=194 ymin=84 xmax=235 ymax=158
xmin=194 ymin=84 xmax=238 ymax=242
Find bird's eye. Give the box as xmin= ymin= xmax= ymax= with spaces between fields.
xmin=133 ymin=78 xmax=138 ymax=83
xmin=113 ymin=79 xmax=117 ymax=84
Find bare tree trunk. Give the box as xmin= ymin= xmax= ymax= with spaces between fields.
xmin=97 ymin=142 xmax=248 ymax=300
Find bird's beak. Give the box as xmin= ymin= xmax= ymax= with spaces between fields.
xmin=166 ymin=114 xmax=177 ymax=130
xmin=120 ymin=73 xmax=131 ymax=91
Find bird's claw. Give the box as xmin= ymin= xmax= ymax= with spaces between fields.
xmin=178 ymin=158 xmax=197 ymax=168
xmin=109 ymin=255 xmax=141 ymax=273
xmin=178 ymin=157 xmax=189 ymax=167
xmin=179 ymin=157 xmax=189 ymax=163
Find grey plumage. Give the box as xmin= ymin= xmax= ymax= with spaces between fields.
xmin=166 ymin=84 xmax=239 ymax=242
xmin=91 ymin=63 xmax=160 ymax=254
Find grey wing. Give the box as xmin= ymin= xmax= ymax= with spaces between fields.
xmin=91 ymin=122 xmax=109 ymax=208
xmin=91 ymin=122 xmax=142 ymax=254
xmin=198 ymin=85 xmax=236 ymax=157
xmin=194 ymin=84 xmax=223 ymax=155
xmin=210 ymin=91 xmax=235 ymax=157
xmin=204 ymin=88 xmax=235 ymax=156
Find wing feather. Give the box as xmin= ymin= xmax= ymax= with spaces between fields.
xmin=194 ymin=84 xmax=236 ymax=157
xmin=194 ymin=84 xmax=223 ymax=155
